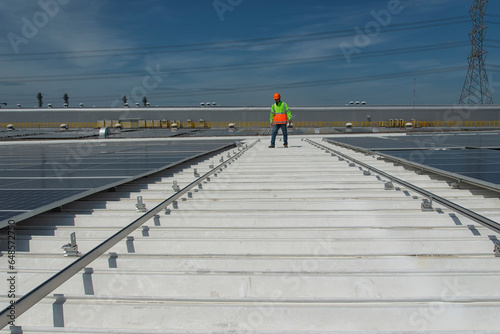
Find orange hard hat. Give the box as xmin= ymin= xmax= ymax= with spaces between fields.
xmin=273 ymin=93 xmax=281 ymax=99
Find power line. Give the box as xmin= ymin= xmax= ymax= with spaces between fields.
xmin=0 ymin=41 xmax=470 ymax=83
xmin=0 ymin=16 xmax=470 ymax=62
xmin=148 ymin=66 xmax=468 ymax=99
xmin=56 ymin=65 xmax=466 ymax=103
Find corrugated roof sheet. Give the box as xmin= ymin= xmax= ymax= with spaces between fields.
xmin=1 ymin=134 xmax=500 ymax=333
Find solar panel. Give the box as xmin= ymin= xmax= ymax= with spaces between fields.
xmin=379 ymin=149 xmax=500 ymax=186
xmin=329 ymin=133 xmax=500 ymax=151
xmin=0 ymin=178 xmax=124 ymax=189
xmin=0 ymin=189 xmax=83 ymax=210
xmin=0 ymin=129 xmax=99 ymax=141
xmin=405 ymin=133 xmax=500 ymax=149
xmin=0 ymin=139 xmax=235 ymax=227
xmin=109 ymin=129 xmax=199 ymax=138
xmin=327 ymin=133 xmax=500 ymax=188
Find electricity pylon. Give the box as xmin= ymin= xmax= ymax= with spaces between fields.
xmin=459 ymin=0 xmax=493 ymax=105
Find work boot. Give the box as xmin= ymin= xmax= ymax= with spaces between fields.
xmin=268 ymin=145 xmax=275 ymax=148
xmin=284 ymin=144 xmax=288 ymax=148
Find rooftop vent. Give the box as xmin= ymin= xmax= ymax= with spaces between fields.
xmin=99 ymin=127 xmax=111 ymax=139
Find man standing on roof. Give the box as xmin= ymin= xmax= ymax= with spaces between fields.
xmin=269 ymin=93 xmax=292 ymax=148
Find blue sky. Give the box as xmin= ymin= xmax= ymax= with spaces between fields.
xmin=0 ymin=0 xmax=499 ymax=107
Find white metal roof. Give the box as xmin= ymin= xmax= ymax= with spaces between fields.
xmin=2 ymin=134 xmax=500 ymax=333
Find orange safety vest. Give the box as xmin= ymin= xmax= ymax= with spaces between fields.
xmin=271 ymin=102 xmax=290 ymax=124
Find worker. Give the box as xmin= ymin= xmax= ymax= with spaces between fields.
xmin=269 ymin=93 xmax=292 ymax=148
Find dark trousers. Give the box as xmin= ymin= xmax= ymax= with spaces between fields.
xmin=271 ymin=123 xmax=288 ymax=146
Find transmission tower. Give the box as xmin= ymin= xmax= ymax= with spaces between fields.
xmin=459 ymin=0 xmax=493 ymax=105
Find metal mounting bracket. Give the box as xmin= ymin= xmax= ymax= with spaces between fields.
xmin=61 ymin=232 xmax=80 ymax=257
xmin=451 ymin=179 xmax=461 ymax=189
xmin=172 ymin=180 xmax=180 ymax=192
xmin=494 ymin=244 xmax=500 ymax=257
xmin=421 ymin=197 xmax=434 ymax=212
xmin=384 ymin=181 xmax=394 ymax=190
xmin=136 ymin=196 xmax=147 ymax=212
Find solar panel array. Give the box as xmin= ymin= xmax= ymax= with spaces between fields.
xmin=330 ymin=133 xmax=500 ymax=151
xmin=0 ymin=139 xmax=235 ymax=227
xmin=327 ymin=132 xmax=500 ymax=187
xmin=0 ymin=129 xmax=99 ymax=141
